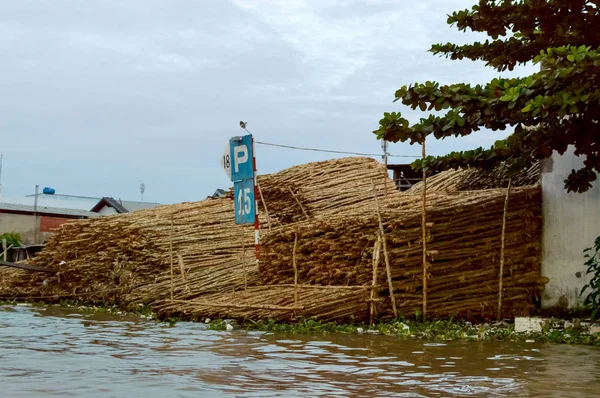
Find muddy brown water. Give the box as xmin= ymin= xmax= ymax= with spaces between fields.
xmin=1 ymin=305 xmax=598 ymax=397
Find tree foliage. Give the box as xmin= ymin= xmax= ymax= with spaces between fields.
xmin=375 ymin=0 xmax=600 ymax=193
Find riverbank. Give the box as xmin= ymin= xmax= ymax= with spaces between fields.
xmin=3 ymin=300 xmax=598 ymax=346
xmin=207 ymin=317 xmax=600 ymax=346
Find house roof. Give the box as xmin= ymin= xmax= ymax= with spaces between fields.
xmin=0 ymin=202 xmax=98 ymax=218
xmin=90 ymin=197 xmax=161 ymax=214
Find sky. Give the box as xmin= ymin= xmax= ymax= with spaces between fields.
xmin=0 ymin=0 xmax=538 ymax=204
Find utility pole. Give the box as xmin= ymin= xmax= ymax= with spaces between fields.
xmin=0 ymin=153 xmax=3 ymax=197
xmin=33 ymin=185 xmax=40 ymax=243
xmin=382 ymin=140 xmax=389 ymax=194
xmin=140 ymin=182 xmax=145 ymax=202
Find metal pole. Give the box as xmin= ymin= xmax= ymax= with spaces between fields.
xmin=252 ymin=137 xmax=260 ymax=260
xmin=0 ymin=153 xmax=3 ymax=197
xmin=33 ymin=185 xmax=39 ymax=244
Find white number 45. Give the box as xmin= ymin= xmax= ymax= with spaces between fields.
xmin=237 ymin=187 xmax=252 ymax=215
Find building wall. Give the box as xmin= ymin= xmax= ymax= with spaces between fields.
xmin=0 ymin=212 xmax=38 ymax=244
xmin=0 ymin=212 xmax=74 ymax=244
xmin=40 ymin=215 xmax=71 ymax=233
xmin=97 ymin=206 xmax=118 ymax=216
xmin=541 ymin=146 xmax=600 ymax=308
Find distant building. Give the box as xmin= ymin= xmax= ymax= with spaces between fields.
xmin=0 ymin=202 xmax=97 ymax=245
xmin=0 ymin=189 xmax=161 ymax=244
xmin=386 ymin=164 xmax=441 ymax=191
xmin=208 ymin=189 xmax=228 ymax=199
xmin=90 ymin=197 xmax=161 ymax=215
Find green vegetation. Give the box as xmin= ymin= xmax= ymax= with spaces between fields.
xmin=375 ymin=0 xmax=600 ymax=193
xmin=581 ymin=236 xmax=600 ymax=319
xmin=1 ymin=232 xmax=22 ymax=248
xmin=0 ymin=299 xmax=155 ymax=318
xmin=1 ymin=232 xmax=22 ymax=261
xmin=2 ymin=299 xmax=598 ymax=345
xmin=208 ymin=317 xmax=600 ymax=346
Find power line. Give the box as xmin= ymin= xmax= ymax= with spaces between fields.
xmin=254 ymin=140 xmax=419 ymax=158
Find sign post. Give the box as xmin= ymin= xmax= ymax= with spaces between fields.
xmin=222 ymin=133 xmax=260 ymax=259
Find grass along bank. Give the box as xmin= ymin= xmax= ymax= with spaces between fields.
xmin=2 ymin=300 xmax=599 ymax=345
xmin=0 ymin=299 xmax=155 ymax=319
xmin=207 ymin=317 xmax=600 ymax=346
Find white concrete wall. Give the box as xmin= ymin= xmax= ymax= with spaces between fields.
xmin=541 ymin=146 xmax=600 ymax=308
xmin=97 ymin=206 xmax=117 ymax=216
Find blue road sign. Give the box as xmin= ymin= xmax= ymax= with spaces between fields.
xmin=234 ymin=178 xmax=256 ymax=225
xmin=229 ymin=134 xmax=254 ymax=182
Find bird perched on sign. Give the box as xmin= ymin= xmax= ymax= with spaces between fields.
xmin=239 ymin=121 xmax=247 ymax=129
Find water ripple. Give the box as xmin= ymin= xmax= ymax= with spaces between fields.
xmin=1 ymin=305 xmax=599 ymax=397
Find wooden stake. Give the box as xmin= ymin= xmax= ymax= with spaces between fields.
xmin=289 ymin=187 xmax=310 ymax=221
xmin=370 ymin=234 xmax=381 ymax=325
xmin=170 ymin=215 xmax=174 ymax=301
xmin=421 ymin=139 xmax=428 ymax=322
xmin=292 ymin=232 xmax=299 ymax=308
xmin=498 ymin=178 xmax=512 ymax=321
xmin=2 ymin=239 xmax=8 ymax=262
xmin=371 ymin=179 xmax=398 ymax=318
xmin=241 ymin=229 xmax=247 ymax=290
xmin=257 ymin=181 xmax=272 ymax=231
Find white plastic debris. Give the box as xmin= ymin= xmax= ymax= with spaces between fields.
xmin=204 ymin=318 xmax=211 ymax=324
xmin=226 ymin=323 xmax=234 ymax=331
xmin=356 ymin=327 xmax=364 ymax=334
xmin=514 ymin=317 xmax=543 ymax=333
xmin=59 ymin=261 xmax=66 ymax=266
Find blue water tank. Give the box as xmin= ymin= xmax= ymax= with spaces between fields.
xmin=43 ymin=187 xmax=56 ymax=195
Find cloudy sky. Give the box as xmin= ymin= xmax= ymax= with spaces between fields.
xmin=0 ymin=0 xmax=537 ymax=204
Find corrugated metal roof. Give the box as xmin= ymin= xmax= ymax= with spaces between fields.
xmin=0 ymin=195 xmax=99 ymax=211
xmin=0 ymin=202 xmax=98 ymax=218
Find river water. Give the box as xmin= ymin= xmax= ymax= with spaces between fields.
xmin=1 ymin=305 xmax=598 ymax=397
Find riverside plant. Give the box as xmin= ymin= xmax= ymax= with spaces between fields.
xmin=207 ymin=317 xmax=600 ymax=346
xmin=581 ymin=236 xmax=600 ymax=319
xmin=0 ymin=299 xmax=155 ymax=319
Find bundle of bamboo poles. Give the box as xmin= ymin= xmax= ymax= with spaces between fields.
xmin=155 ymin=285 xmax=372 ymax=323
xmin=0 ymin=156 xmax=544 ymax=322
xmin=259 ymin=186 xmax=544 ymax=320
xmin=409 ymin=161 xmax=541 ymax=194
xmin=0 ymin=157 xmax=393 ymax=307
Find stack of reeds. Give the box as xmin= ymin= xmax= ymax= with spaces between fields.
xmin=0 ymin=156 xmax=544 ymax=322
xmin=259 ymin=186 xmax=544 ymax=320
xmin=409 ymin=161 xmax=541 ymax=194
xmin=0 ymin=157 xmax=393 ymax=308
xmin=155 ymin=285 xmax=372 ymax=323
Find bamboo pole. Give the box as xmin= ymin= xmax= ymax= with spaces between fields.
xmin=1 ymin=240 xmax=10 ymax=262
xmin=498 ymin=178 xmax=512 ymax=321
xmin=170 ymin=215 xmax=174 ymax=301
xmin=272 ymin=284 xmax=373 ymax=290
xmin=292 ymin=231 xmax=299 ymax=308
xmin=257 ymin=182 xmax=272 ymax=231
xmin=421 ymin=139 xmax=428 ymax=322
xmin=241 ymin=228 xmax=247 ymax=290
xmin=370 ymin=233 xmax=381 ymax=325
xmin=371 ymin=179 xmax=398 ymax=318
xmin=289 ymin=187 xmax=310 ymax=221
xmin=171 ymin=301 xmax=305 ymax=311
